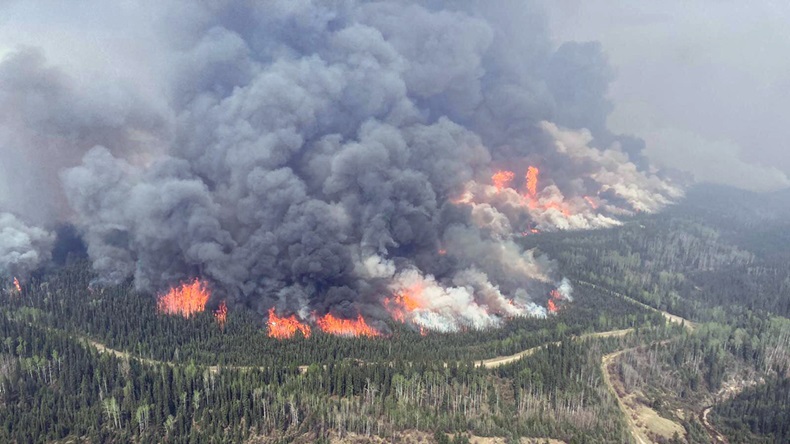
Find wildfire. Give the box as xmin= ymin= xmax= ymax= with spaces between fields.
xmin=268 ymin=307 xmax=311 ymax=339
xmin=12 ymin=277 xmax=21 ymax=293
xmin=384 ymin=290 xmax=423 ymax=323
xmin=522 ymin=166 xmax=572 ymax=216
xmin=438 ymin=248 xmax=447 ymax=256
xmin=315 ymin=312 xmax=380 ymax=337
xmin=214 ymin=301 xmax=228 ymax=329
xmin=450 ymin=152 xmax=652 ymax=233
xmin=384 ymin=289 xmax=437 ymax=335
xmin=474 ymin=165 xmax=575 ymax=218
xmin=526 ymin=166 xmax=540 ymax=198
xmin=157 ymin=279 xmax=210 ymax=317
xmin=491 ymin=170 xmax=515 ymax=191
xmin=547 ymin=289 xmax=562 ymax=314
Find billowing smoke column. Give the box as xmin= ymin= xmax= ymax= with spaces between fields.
xmin=0 ymin=1 xmax=681 ymax=334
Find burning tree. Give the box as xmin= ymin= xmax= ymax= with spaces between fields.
xmin=157 ymin=279 xmax=210 ymax=318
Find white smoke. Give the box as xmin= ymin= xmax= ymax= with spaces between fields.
xmin=386 ymin=267 xmax=549 ymax=332
xmin=541 ymin=121 xmax=684 ymax=213
xmin=448 ymin=122 xmax=681 ymax=237
xmin=556 ymin=277 xmax=573 ymax=302
xmin=0 ymin=213 xmax=54 ymax=278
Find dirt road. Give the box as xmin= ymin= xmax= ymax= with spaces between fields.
xmin=477 ymin=328 xmax=633 ymax=369
xmin=581 ymin=280 xmax=700 ymax=444
xmin=602 ymin=346 xmax=657 ymax=444
xmin=700 ymin=406 xmax=728 ymax=443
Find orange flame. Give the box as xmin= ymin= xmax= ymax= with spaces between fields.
xmin=12 ymin=277 xmax=21 ymax=293
xmin=523 ymin=166 xmax=571 ymax=215
xmin=438 ymin=248 xmax=447 ymax=256
xmin=268 ymin=307 xmax=311 ymax=339
xmin=157 ymin=279 xmax=210 ymax=317
xmin=384 ymin=290 xmax=424 ymax=323
xmin=547 ymin=288 xmax=563 ymax=313
xmin=526 ymin=166 xmax=540 ymax=198
xmin=455 ymin=163 xmax=585 ymax=226
xmin=492 ymin=170 xmax=515 ymax=191
xmin=315 ymin=312 xmax=380 ymax=337
xmin=214 ymin=301 xmax=228 ymax=329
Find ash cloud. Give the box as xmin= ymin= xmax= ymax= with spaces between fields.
xmin=1 ymin=1 xmax=681 ymax=330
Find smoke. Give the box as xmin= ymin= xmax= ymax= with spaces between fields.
xmin=540 ymin=122 xmax=683 ymax=213
xmin=556 ymin=278 xmax=573 ymax=302
xmin=642 ymin=127 xmax=790 ymax=193
xmin=0 ymin=48 xmax=167 ymax=225
xmin=1 ymin=1 xmax=681 ymax=331
xmin=541 ymin=1 xmax=790 ymax=192
xmin=0 ymin=213 xmax=54 ymax=278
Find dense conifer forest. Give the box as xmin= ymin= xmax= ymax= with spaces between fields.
xmin=1 ymin=185 xmax=789 ymax=443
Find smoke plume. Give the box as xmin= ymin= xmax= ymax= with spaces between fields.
xmin=0 ymin=213 xmax=54 ymax=279
xmin=0 ymin=1 xmax=681 ymax=332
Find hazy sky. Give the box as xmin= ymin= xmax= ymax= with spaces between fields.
xmin=542 ymin=1 xmax=790 ymax=191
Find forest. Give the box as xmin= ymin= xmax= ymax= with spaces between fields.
xmin=1 ymin=184 xmax=789 ymax=443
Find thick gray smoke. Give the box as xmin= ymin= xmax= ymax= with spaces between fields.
xmin=1 ymin=1 xmax=680 ymax=331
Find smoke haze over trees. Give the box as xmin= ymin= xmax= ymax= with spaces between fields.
xmin=0 ymin=1 xmax=681 ymax=329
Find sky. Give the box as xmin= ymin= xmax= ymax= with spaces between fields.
xmin=541 ymin=0 xmax=790 ymax=191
